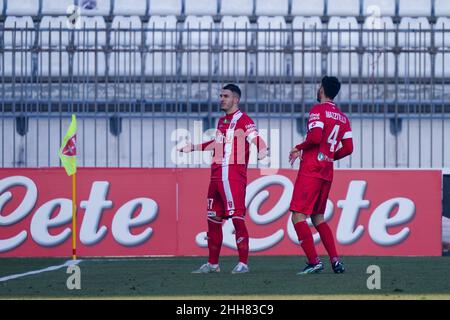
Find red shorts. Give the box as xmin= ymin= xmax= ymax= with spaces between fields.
xmin=289 ymin=175 xmax=332 ymax=215
xmin=207 ymin=180 xmax=246 ymax=218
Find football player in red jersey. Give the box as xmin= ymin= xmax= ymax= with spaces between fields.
xmin=179 ymin=84 xmax=268 ymax=274
xmin=289 ymin=76 xmax=354 ymax=275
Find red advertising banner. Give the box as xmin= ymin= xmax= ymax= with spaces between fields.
xmin=0 ymin=168 xmax=442 ymax=257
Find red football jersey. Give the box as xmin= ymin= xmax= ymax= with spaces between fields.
xmin=298 ymin=101 xmax=352 ymax=182
xmin=196 ymin=109 xmax=265 ymax=182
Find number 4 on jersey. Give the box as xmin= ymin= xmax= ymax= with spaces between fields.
xmin=328 ymin=125 xmax=340 ymax=152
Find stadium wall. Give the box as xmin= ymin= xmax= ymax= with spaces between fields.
xmin=0 ymin=168 xmax=442 ymax=257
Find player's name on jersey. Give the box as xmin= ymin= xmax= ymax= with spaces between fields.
xmin=325 ymin=111 xmax=347 ymax=123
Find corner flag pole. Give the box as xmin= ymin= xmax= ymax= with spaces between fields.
xmin=72 ymin=173 xmax=77 ymax=260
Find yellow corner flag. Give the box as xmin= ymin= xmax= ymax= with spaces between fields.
xmin=59 ymin=114 xmax=78 ymax=260
xmin=59 ymin=114 xmax=77 ymax=176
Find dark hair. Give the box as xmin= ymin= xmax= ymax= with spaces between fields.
xmin=222 ymin=84 xmax=241 ymax=98
xmin=321 ymin=76 xmax=341 ymax=100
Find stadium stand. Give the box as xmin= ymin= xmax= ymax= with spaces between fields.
xmin=398 ymin=0 xmax=431 ymax=17
xmin=255 ymin=0 xmax=289 ymax=17
xmin=41 ymin=0 xmax=75 ymax=15
xmin=290 ymin=0 xmax=324 ymax=17
xmin=363 ymin=0 xmax=396 ymax=17
xmin=220 ymin=0 xmax=253 ymax=16
xmin=327 ymin=0 xmax=361 ymax=17
xmin=113 ymin=0 xmax=148 ymax=16
xmin=149 ymin=0 xmax=182 ymax=16
xmin=184 ymin=0 xmax=218 ymax=16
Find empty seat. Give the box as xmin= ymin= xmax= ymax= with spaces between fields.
xmin=398 ymin=18 xmax=431 ymax=47
xmin=363 ymin=0 xmax=396 ymax=17
xmin=109 ymin=51 xmax=143 ymax=76
xmin=80 ymin=0 xmax=111 ymax=16
xmin=435 ymin=53 xmax=450 ymax=77
xmin=185 ymin=0 xmax=217 ymax=16
xmin=42 ymin=0 xmax=75 ymax=15
xmin=363 ymin=17 xmax=395 ymax=48
xmin=220 ymin=0 xmax=253 ymax=16
xmin=398 ymin=52 xmax=431 ymax=77
xmin=435 ymin=0 xmax=450 ymax=17
xmin=149 ymin=0 xmax=182 ymax=16
xmin=110 ymin=16 xmax=143 ymax=47
xmin=1 ymin=52 xmax=33 ymax=77
xmin=113 ymin=0 xmax=148 ymax=16
xmin=4 ymin=17 xmax=35 ymax=48
xmin=398 ymin=0 xmax=431 ymax=17
xmin=255 ymin=0 xmax=289 ymax=16
xmin=39 ymin=16 xmax=71 ymax=47
xmin=257 ymin=17 xmax=287 ymax=76
xmin=327 ymin=0 xmax=360 ymax=17
xmin=38 ymin=51 xmax=70 ymax=76
xmin=74 ymin=16 xmax=107 ymax=47
xmin=327 ymin=52 xmax=359 ymax=77
xmin=145 ymin=16 xmax=178 ymax=76
xmin=73 ymin=51 xmax=107 ymax=76
xmin=292 ymin=17 xmax=322 ymax=48
xmin=434 ymin=18 xmax=450 ymax=48
xmin=183 ymin=16 xmax=215 ymax=46
xmin=293 ymin=52 xmax=322 ymax=77
xmin=6 ymin=0 xmax=39 ymax=15
xmin=362 ymin=52 xmax=396 ymax=77
xmin=182 ymin=16 xmax=215 ymax=76
xmin=327 ymin=17 xmax=359 ymax=48
xmin=291 ymin=0 xmax=324 ymax=16
xmin=218 ymin=16 xmax=251 ymax=76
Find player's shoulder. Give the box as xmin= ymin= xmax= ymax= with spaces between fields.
xmin=237 ymin=111 xmax=254 ymax=123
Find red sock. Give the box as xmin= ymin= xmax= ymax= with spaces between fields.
xmin=316 ymin=222 xmax=339 ymax=263
xmin=232 ymin=218 xmax=249 ymax=264
xmin=294 ymin=221 xmax=319 ymax=265
xmin=207 ymin=219 xmax=223 ymax=265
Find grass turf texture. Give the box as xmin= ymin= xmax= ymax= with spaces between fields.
xmin=0 ymin=256 xmax=449 ymax=299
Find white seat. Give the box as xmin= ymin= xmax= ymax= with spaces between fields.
xmin=255 ymin=0 xmax=289 ymax=16
xmin=398 ymin=18 xmax=431 ymax=48
xmin=80 ymin=0 xmax=111 ymax=16
xmin=398 ymin=53 xmax=431 ymax=77
xmin=219 ymin=16 xmax=251 ymax=47
xmin=145 ymin=50 xmax=177 ymax=76
xmin=114 ymin=0 xmax=148 ymax=16
xmin=149 ymin=0 xmax=182 ymax=16
xmin=399 ymin=0 xmax=431 ymax=17
xmin=185 ymin=0 xmax=217 ymax=16
xmin=4 ymin=17 xmax=35 ymax=48
xmin=74 ymin=17 xmax=107 ymax=47
xmin=293 ymin=52 xmax=321 ymax=77
xmin=110 ymin=16 xmax=143 ymax=47
xmin=1 ymin=52 xmax=33 ymax=76
xmin=42 ymin=0 xmax=75 ymax=15
xmin=292 ymin=17 xmax=322 ymax=48
xmin=435 ymin=53 xmax=450 ymax=77
xmin=257 ymin=16 xmax=287 ymax=47
xmin=327 ymin=17 xmax=359 ymax=48
xmin=363 ymin=0 xmax=396 ymax=17
xmin=146 ymin=16 xmax=178 ymax=47
xmin=435 ymin=0 xmax=450 ymax=17
xmin=183 ymin=16 xmax=215 ymax=47
xmin=220 ymin=0 xmax=253 ymax=16
xmin=257 ymin=17 xmax=287 ymax=76
xmin=6 ymin=0 xmax=39 ymax=15
xmin=109 ymin=51 xmax=143 ymax=76
xmin=256 ymin=50 xmax=285 ymax=76
xmin=218 ymin=52 xmax=249 ymax=77
xmin=38 ymin=52 xmax=70 ymax=76
xmin=362 ymin=52 xmax=395 ymax=77
xmin=434 ymin=18 xmax=450 ymax=48
xmin=39 ymin=16 xmax=71 ymax=47
xmin=181 ymin=50 xmax=213 ymax=76
xmin=291 ymin=0 xmax=324 ymax=16
xmin=327 ymin=52 xmax=359 ymax=77
xmin=362 ymin=17 xmax=395 ymax=48
xmin=73 ymin=51 xmax=107 ymax=76
xmin=327 ymin=0 xmax=360 ymax=17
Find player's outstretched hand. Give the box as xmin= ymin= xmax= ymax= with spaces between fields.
xmin=258 ymin=147 xmax=270 ymax=160
xmin=289 ymin=147 xmax=301 ymax=167
xmin=178 ymin=143 xmax=194 ymax=153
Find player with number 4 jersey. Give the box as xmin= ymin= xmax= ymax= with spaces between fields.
xmin=288 ymin=76 xmax=353 ymax=275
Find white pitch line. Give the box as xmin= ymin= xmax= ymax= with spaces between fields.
xmin=0 ymin=260 xmax=82 ymax=283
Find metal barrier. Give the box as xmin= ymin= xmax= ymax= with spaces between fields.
xmin=1 ymin=22 xmax=449 ymax=169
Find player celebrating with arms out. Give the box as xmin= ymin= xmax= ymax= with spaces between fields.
xmin=289 ymin=76 xmax=353 ymax=275
xmin=179 ymin=84 xmax=268 ymax=274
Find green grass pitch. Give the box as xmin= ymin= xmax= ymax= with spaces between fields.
xmin=0 ymin=256 xmax=449 ymax=299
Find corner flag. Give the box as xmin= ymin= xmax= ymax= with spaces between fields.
xmin=59 ymin=114 xmax=77 ymax=176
